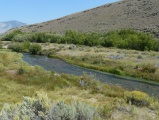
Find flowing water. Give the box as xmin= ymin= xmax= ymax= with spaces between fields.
xmin=22 ymin=53 xmax=159 ymax=98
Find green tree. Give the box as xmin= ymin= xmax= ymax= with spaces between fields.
xmin=1 ymin=30 xmax=23 ymax=41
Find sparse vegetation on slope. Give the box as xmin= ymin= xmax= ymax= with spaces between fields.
xmin=11 ymin=0 xmax=159 ymax=38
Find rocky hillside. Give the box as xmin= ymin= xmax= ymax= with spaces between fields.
xmin=19 ymin=0 xmax=159 ymax=38
xmin=0 ymin=20 xmax=26 ymax=34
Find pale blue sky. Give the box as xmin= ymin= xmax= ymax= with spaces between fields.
xmin=0 ymin=0 xmax=119 ymax=24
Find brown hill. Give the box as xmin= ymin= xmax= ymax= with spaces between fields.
xmin=19 ymin=0 xmax=159 ymax=38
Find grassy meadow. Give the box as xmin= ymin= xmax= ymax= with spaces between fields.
xmin=0 ymin=49 xmax=159 ymax=119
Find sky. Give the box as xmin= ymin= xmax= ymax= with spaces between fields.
xmin=0 ymin=0 xmax=119 ymax=25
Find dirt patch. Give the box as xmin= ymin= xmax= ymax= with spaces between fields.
xmin=5 ymin=70 xmax=17 ymax=75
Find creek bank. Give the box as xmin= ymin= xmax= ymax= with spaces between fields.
xmin=22 ymin=53 xmax=159 ymax=98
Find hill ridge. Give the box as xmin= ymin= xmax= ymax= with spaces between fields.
xmin=18 ymin=0 xmax=159 ymax=38
xmin=0 ymin=20 xmax=26 ymax=34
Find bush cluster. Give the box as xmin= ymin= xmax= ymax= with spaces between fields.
xmin=135 ymin=64 xmax=157 ymax=73
xmin=0 ymin=92 xmax=99 ymax=120
xmin=124 ymin=91 xmax=150 ymax=107
xmin=1 ymin=30 xmax=22 ymax=41
xmin=29 ymin=44 xmax=42 ymax=54
xmin=8 ymin=42 xmax=41 ymax=54
xmin=8 ymin=41 xmax=30 ymax=52
xmin=1 ymin=29 xmax=159 ymax=51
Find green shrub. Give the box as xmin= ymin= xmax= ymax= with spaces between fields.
xmin=29 ymin=44 xmax=42 ymax=54
xmin=93 ymin=59 xmax=101 ymax=65
xmin=135 ymin=64 xmax=157 ymax=73
xmin=102 ymin=29 xmax=158 ymax=51
xmin=1 ymin=30 xmax=23 ymax=41
xmin=8 ymin=42 xmax=24 ymax=52
xmin=137 ymin=54 xmax=143 ymax=59
xmin=124 ymin=91 xmax=150 ymax=107
xmin=18 ymin=67 xmax=25 ymax=75
xmin=8 ymin=41 xmax=31 ymax=52
xmin=22 ymin=41 xmax=31 ymax=51
xmin=142 ymin=64 xmax=157 ymax=73
xmin=110 ymin=68 xmax=124 ymax=75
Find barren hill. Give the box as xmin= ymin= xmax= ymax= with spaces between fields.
xmin=19 ymin=0 xmax=159 ymax=38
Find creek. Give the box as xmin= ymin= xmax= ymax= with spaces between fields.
xmin=22 ymin=53 xmax=159 ymax=98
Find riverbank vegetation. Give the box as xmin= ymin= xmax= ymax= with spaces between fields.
xmin=1 ymin=40 xmax=159 ymax=82
xmin=8 ymin=42 xmax=159 ymax=83
xmin=1 ymin=29 xmax=159 ymax=82
xmin=1 ymin=29 xmax=159 ymax=51
xmin=0 ymin=50 xmax=159 ymax=119
xmin=49 ymin=48 xmax=159 ymax=82
xmin=7 ymin=41 xmax=42 ymax=54
xmin=41 ymin=43 xmax=159 ymax=83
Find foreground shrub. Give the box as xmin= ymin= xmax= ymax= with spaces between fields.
xmin=48 ymin=101 xmax=76 ymax=120
xmin=0 ymin=92 xmax=50 ymax=120
xmin=73 ymin=101 xmax=98 ymax=120
xmin=0 ymin=92 xmax=99 ymax=120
